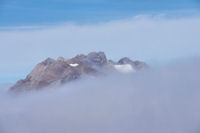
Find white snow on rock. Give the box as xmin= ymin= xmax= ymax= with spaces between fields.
xmin=114 ymin=64 xmax=135 ymax=73
xmin=69 ymin=63 xmax=79 ymax=67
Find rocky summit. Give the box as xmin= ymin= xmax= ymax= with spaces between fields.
xmin=10 ymin=52 xmax=148 ymax=92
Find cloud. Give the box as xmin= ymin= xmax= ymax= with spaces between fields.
xmin=0 ymin=15 xmax=200 ymax=81
xmin=0 ymin=83 xmax=12 ymax=90
xmin=0 ymin=58 xmax=200 ymax=133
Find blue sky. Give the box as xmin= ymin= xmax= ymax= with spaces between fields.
xmin=0 ymin=0 xmax=200 ymax=83
xmin=0 ymin=0 xmax=199 ymax=26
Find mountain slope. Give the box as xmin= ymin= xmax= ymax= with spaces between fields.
xmin=10 ymin=52 xmax=147 ymax=92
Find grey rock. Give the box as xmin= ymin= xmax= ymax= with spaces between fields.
xmin=10 ymin=52 xmax=147 ymax=92
xmin=118 ymin=57 xmax=134 ymax=64
xmin=118 ymin=57 xmax=148 ymax=70
xmin=10 ymin=56 xmax=96 ymax=92
xmin=87 ymin=52 xmax=107 ymax=66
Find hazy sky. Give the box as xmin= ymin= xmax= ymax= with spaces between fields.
xmin=0 ymin=0 xmax=200 ymax=82
xmin=0 ymin=0 xmax=199 ymax=26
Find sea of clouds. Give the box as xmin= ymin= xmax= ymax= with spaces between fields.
xmin=0 ymin=58 xmax=200 ymax=133
xmin=0 ymin=15 xmax=200 ymax=81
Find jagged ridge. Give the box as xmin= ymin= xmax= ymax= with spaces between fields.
xmin=10 ymin=52 xmax=147 ymax=92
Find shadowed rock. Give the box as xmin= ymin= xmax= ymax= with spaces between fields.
xmin=10 ymin=52 xmax=148 ymax=92
xmin=118 ymin=57 xmax=148 ymax=70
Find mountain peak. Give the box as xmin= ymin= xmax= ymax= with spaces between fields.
xmin=10 ymin=52 xmax=147 ymax=92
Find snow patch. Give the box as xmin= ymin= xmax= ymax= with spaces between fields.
xmin=69 ymin=63 xmax=79 ymax=67
xmin=114 ymin=64 xmax=135 ymax=73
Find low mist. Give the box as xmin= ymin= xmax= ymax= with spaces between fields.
xmin=0 ymin=59 xmax=200 ymax=133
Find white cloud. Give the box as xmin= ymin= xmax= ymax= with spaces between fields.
xmin=0 ymin=15 xmax=200 ymax=81
xmin=0 ymin=59 xmax=200 ymax=133
xmin=114 ymin=64 xmax=135 ymax=73
xmin=0 ymin=83 xmax=12 ymax=90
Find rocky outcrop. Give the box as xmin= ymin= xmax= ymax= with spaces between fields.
xmin=10 ymin=52 xmax=147 ymax=92
xmin=118 ymin=57 xmax=148 ymax=70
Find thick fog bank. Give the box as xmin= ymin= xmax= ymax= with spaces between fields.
xmin=0 ymin=59 xmax=200 ymax=133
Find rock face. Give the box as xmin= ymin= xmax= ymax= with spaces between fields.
xmin=10 ymin=52 xmax=147 ymax=92
xmin=118 ymin=57 xmax=148 ymax=70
